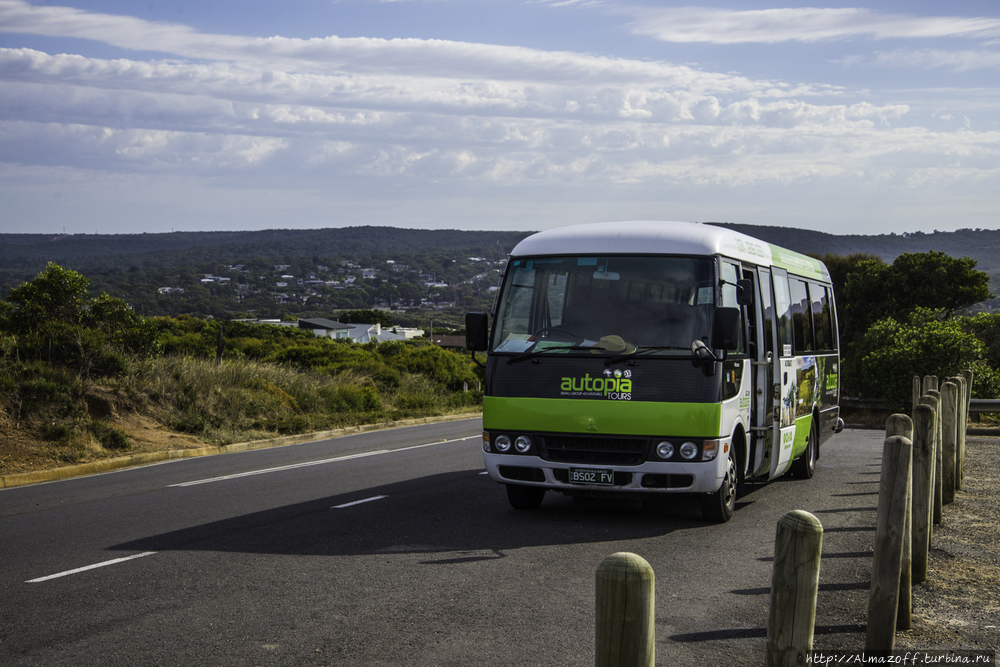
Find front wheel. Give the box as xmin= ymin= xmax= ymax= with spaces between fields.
xmin=790 ymin=421 xmax=818 ymax=479
xmin=700 ymin=449 xmax=737 ymax=523
xmin=506 ymin=484 xmax=545 ymax=510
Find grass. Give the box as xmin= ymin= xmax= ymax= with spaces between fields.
xmin=0 ymin=352 xmax=482 ymax=475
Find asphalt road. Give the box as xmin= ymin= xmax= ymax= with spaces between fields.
xmin=0 ymin=419 xmax=886 ymax=666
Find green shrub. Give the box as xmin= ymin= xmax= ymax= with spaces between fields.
xmin=90 ymin=421 xmax=131 ymax=451
xmin=853 ymin=308 xmax=990 ymax=409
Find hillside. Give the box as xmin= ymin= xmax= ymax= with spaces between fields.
xmin=3 ymin=223 xmax=997 ymax=277
xmin=0 ymin=227 xmax=532 ymax=273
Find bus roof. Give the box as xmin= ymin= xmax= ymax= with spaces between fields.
xmin=509 ymin=221 xmax=830 ymax=282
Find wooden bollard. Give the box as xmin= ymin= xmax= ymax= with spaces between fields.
xmin=766 ymin=510 xmax=823 ymax=667
xmin=884 ymin=416 xmax=912 ymax=631
xmin=959 ymin=372 xmax=973 ymax=489
xmin=923 ymin=375 xmax=938 ymax=394
xmin=921 ymin=392 xmax=943 ymax=526
xmin=596 ymin=552 xmax=654 ymax=667
xmin=940 ymin=382 xmax=958 ymax=505
xmin=911 ymin=405 xmax=936 ymax=584
xmin=866 ymin=435 xmax=912 ymax=651
xmin=911 ymin=376 xmax=922 ymax=416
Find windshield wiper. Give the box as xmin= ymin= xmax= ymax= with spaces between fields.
xmin=506 ymin=344 xmax=606 ymax=365
xmin=602 ymin=345 xmax=688 ymax=366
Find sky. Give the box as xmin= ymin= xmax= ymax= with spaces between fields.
xmin=1 ymin=0 xmax=999 ymax=237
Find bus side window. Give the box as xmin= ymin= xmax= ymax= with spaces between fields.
xmin=771 ymin=269 xmax=793 ymax=357
xmin=789 ymin=278 xmax=814 ymax=353
xmin=810 ymin=282 xmax=834 ymax=352
xmin=720 ymin=261 xmax=745 ymax=353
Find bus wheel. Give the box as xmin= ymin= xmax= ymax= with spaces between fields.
xmin=790 ymin=422 xmax=818 ymax=479
xmin=506 ymin=484 xmax=545 ymax=510
xmin=700 ymin=450 xmax=737 ymax=523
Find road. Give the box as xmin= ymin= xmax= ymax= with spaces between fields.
xmin=0 ymin=419 xmax=886 ymax=666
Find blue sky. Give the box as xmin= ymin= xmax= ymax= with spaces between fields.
xmin=1 ymin=0 xmax=999 ymax=236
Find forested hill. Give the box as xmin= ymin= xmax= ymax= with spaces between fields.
xmin=2 ymin=223 xmax=998 ymax=284
xmin=0 ymin=227 xmax=532 ymax=273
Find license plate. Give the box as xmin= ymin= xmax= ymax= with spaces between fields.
xmin=568 ymin=467 xmax=615 ymax=485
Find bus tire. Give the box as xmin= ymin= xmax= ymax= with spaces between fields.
xmin=790 ymin=421 xmax=818 ymax=479
xmin=506 ymin=484 xmax=545 ymax=510
xmin=700 ymin=449 xmax=737 ymax=523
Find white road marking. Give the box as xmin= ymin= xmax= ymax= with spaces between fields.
xmin=170 ymin=435 xmax=479 ymax=487
xmin=333 ymin=495 xmax=388 ymax=509
xmin=26 ymin=552 xmax=156 ymax=583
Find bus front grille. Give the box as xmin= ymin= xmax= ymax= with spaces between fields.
xmin=538 ymin=434 xmax=646 ymax=466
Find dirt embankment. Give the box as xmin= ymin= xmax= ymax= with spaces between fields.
xmin=896 ymin=433 xmax=1000 ymax=653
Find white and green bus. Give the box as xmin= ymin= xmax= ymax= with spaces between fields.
xmin=466 ymin=221 xmax=843 ymax=522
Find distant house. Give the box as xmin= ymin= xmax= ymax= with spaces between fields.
xmin=298 ymin=318 xmax=352 ymax=339
xmin=342 ymin=322 xmax=406 ymax=343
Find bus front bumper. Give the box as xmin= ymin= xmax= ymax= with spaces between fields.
xmin=483 ymin=452 xmax=727 ymax=495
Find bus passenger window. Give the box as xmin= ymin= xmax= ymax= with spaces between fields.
xmin=789 ymin=279 xmax=813 ymax=353
xmin=810 ymin=282 xmax=833 ymax=352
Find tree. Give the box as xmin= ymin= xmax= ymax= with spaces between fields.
xmin=842 ymin=251 xmax=992 ymax=346
xmin=3 ymin=262 xmax=90 ymax=334
xmin=851 ymin=308 xmax=997 ymax=408
xmin=338 ymin=309 xmax=394 ymax=328
xmin=1 ymin=263 xmax=159 ymax=376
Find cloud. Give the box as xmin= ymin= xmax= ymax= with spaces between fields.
xmin=1 ymin=0 xmax=999 ymax=235
xmin=616 ymin=6 xmax=1000 ymax=45
xmin=843 ymin=48 xmax=1000 ymax=72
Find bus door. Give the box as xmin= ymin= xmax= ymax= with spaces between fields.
xmin=769 ymin=268 xmax=797 ymax=478
xmin=748 ymin=267 xmax=773 ymax=479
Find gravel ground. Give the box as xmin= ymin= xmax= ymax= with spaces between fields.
xmin=895 ymin=432 xmax=1000 ymax=654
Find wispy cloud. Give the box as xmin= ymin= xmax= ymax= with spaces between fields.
xmin=842 ymin=48 xmax=1000 ymax=72
xmin=617 ymin=6 xmax=1000 ymax=45
xmin=1 ymin=0 xmax=998 ymax=234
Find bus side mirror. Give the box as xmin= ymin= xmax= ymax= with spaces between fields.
xmin=712 ymin=307 xmax=741 ymax=350
xmin=466 ymin=312 xmax=489 ymax=352
xmin=736 ymin=279 xmax=753 ymax=306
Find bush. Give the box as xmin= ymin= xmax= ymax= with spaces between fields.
xmin=853 ymin=308 xmax=990 ymax=409
xmin=90 ymin=421 xmax=131 ymax=451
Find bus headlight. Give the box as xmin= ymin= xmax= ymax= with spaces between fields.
xmin=495 ymin=435 xmax=512 ymax=452
xmin=679 ymin=441 xmax=699 ymax=460
xmin=655 ymin=441 xmax=674 ymax=460
xmin=514 ymin=435 xmax=533 ymax=453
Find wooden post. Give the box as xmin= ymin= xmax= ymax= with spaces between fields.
xmin=596 ymin=552 xmax=655 ymax=667
xmin=215 ymin=323 xmax=225 ymax=365
xmin=766 ymin=510 xmax=823 ymax=667
xmin=940 ymin=382 xmax=958 ymax=505
xmin=883 ymin=415 xmax=912 ymax=630
xmin=885 ymin=414 xmax=913 ymax=441
xmin=866 ymin=435 xmax=912 ymax=651
xmin=959 ymin=371 xmax=973 ymax=489
xmin=911 ymin=376 xmax=921 ymax=416
xmin=923 ymin=375 xmax=938 ymax=393
xmin=922 ymin=391 xmax=943 ymax=526
xmin=911 ymin=405 xmax=936 ymax=584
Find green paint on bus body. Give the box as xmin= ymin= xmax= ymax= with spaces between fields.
xmin=792 ymin=413 xmax=813 ymax=459
xmin=483 ymin=396 xmax=724 ymax=438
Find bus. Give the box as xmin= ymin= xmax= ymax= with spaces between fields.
xmin=465 ymin=221 xmax=843 ymax=522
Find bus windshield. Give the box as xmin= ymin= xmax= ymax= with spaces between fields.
xmin=492 ymin=255 xmax=717 ymax=357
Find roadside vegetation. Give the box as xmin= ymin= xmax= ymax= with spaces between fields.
xmin=0 ymin=264 xmax=482 ymax=475
xmin=3 ymin=249 xmax=1000 ymax=477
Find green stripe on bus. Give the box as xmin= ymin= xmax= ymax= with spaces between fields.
xmin=791 ymin=413 xmax=814 ymax=458
xmin=768 ymin=244 xmax=828 ymax=281
xmin=483 ymin=397 xmax=723 ymax=437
